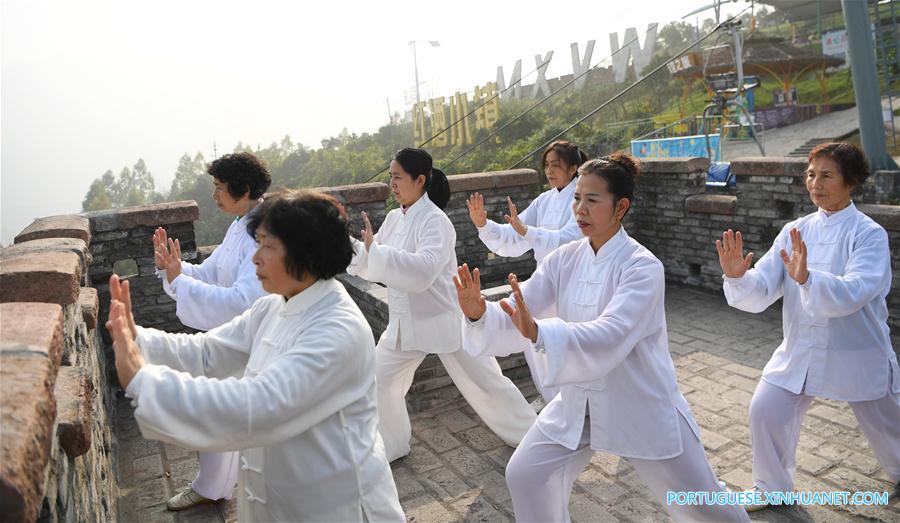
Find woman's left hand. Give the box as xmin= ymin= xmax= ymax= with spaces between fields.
xmin=503 ymin=197 xmax=528 ymax=237
xmin=780 ymin=228 xmax=809 ymax=285
xmin=499 ymin=273 xmax=538 ymax=342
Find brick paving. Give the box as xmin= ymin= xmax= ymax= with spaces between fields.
xmin=116 ymin=284 xmax=900 ymax=522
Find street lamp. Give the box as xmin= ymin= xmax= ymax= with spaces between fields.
xmin=409 ymin=40 xmax=441 ymax=106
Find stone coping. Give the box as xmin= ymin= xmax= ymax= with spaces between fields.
xmin=0 ymin=252 xmax=83 ymax=306
xmin=84 ymin=201 xmax=199 ymax=232
xmin=2 ymin=237 xmax=92 ymax=269
xmin=858 ymin=204 xmax=900 ymax=231
xmin=78 ymin=287 xmax=99 ymax=329
xmin=685 ymin=194 xmax=738 ymax=215
xmin=447 ymin=169 xmax=540 ymax=193
xmin=14 ymin=214 xmax=91 ymax=245
xmin=730 ymin=157 xmax=808 ymax=177
xmin=639 ymin=157 xmax=710 ymax=174
xmin=0 ymin=302 xmax=65 ymax=522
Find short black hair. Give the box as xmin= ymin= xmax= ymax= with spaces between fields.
xmin=207 ymin=152 xmax=272 ymax=199
xmin=246 ymin=190 xmax=353 ymax=280
xmin=808 ymin=142 xmax=870 ymax=187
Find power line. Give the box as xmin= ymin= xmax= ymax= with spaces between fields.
xmin=508 ymin=7 xmax=750 ymax=169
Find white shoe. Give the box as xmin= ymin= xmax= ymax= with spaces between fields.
xmin=742 ymin=486 xmax=769 ymax=513
xmin=166 ymin=486 xmax=219 ymax=511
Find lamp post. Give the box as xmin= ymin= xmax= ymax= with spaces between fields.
xmin=409 ymin=40 xmax=441 ymax=106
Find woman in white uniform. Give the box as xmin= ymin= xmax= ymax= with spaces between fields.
xmin=456 ymin=153 xmax=749 ymax=522
xmin=107 ymin=190 xmax=405 ymax=522
xmin=348 ymin=147 xmax=536 ymax=462
xmin=152 ymin=152 xmax=270 ymax=510
xmin=716 ymin=142 xmax=900 ymax=510
xmin=467 ymin=140 xmax=586 ymax=265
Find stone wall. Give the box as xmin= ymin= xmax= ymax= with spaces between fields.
xmin=1 ymin=217 xmax=116 ymax=523
xmin=627 ymin=158 xmax=900 ymax=332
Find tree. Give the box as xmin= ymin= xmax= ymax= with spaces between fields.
xmin=82 ymin=176 xmax=113 ymax=211
xmin=170 ymin=152 xmax=206 ymax=196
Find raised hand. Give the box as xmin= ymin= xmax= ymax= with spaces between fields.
xmin=780 ymin=228 xmax=809 ymax=284
xmin=152 ymin=227 xmax=168 ymax=270
xmin=503 ymin=196 xmax=528 ymax=237
xmin=499 ymin=273 xmax=538 ymax=342
xmin=154 ymin=227 xmax=183 ymax=283
xmin=109 ymin=274 xmax=138 ymax=340
xmin=466 ymin=192 xmax=488 ymax=228
xmin=716 ymin=229 xmax=754 ymax=278
xmin=454 ymin=263 xmax=487 ymax=321
xmin=106 ymin=299 xmax=145 ymax=389
xmin=361 ymin=211 xmax=375 ymax=251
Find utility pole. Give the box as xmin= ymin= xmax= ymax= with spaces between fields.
xmin=842 ymin=0 xmax=898 ymax=170
xmin=411 ymin=41 xmax=421 ymax=106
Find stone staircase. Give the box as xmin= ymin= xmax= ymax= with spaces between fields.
xmin=788 ymin=137 xmax=834 ymax=157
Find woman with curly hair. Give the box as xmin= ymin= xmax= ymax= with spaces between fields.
xmin=151 ymin=152 xmax=272 ymax=510
xmin=108 ymin=190 xmax=404 ymax=522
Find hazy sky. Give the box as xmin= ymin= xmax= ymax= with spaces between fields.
xmin=1 ymin=0 xmax=747 ymax=244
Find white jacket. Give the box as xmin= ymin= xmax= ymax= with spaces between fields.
xmin=477 ymin=177 xmax=581 ymax=264
xmin=464 ymin=229 xmax=700 ymax=459
xmin=348 ymin=194 xmax=462 ymax=353
xmin=158 ymin=211 xmax=267 ymax=331
xmin=127 ymin=279 xmax=405 ymax=522
xmin=724 ymin=202 xmax=900 ymax=401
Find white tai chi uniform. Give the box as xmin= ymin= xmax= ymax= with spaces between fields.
xmin=476 ymin=177 xmax=581 ymax=265
xmin=348 ymin=193 xmax=536 ymax=462
xmin=476 ymin=178 xmax=581 ymax=401
xmin=723 ymin=202 xmax=900 ymax=493
xmin=127 ymin=279 xmax=405 ymax=522
xmin=156 ymin=211 xmax=268 ymax=500
xmin=464 ymin=228 xmax=749 ymax=522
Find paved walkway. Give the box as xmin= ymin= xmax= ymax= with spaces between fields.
xmin=115 ymin=285 xmax=900 ymax=522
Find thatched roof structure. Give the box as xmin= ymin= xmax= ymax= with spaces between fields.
xmin=672 ymin=36 xmax=844 ymax=80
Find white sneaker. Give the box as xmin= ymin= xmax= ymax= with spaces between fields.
xmin=742 ymin=486 xmax=769 ymax=513
xmin=166 ymin=486 xmax=219 ymax=511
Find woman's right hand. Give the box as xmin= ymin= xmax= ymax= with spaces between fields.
xmin=466 ymin=193 xmax=488 ymax=228
xmin=454 ymin=263 xmax=487 ymax=321
xmin=716 ymin=229 xmax=754 ymax=278
xmin=109 ymin=274 xmax=138 ymax=340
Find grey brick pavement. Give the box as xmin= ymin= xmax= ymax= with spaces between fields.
xmin=116 ymin=285 xmax=900 ymax=522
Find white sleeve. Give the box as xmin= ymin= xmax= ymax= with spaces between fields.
xmin=798 ymin=225 xmax=890 ymax=318
xmin=347 ymin=237 xmax=369 ymax=279
xmin=476 ymin=200 xmax=538 ymax=258
xmin=461 ymin=250 xmax=560 ymax=358
xmin=534 ymin=256 xmax=665 ymax=387
xmin=365 ymin=215 xmax=455 ymax=292
xmin=523 ymin=208 xmax=581 ymax=254
xmin=126 ymin=315 xmax=373 ymax=453
xmin=722 ymin=225 xmax=789 ymax=313
xmin=171 ymin=251 xmax=266 ymax=330
xmin=134 ymin=305 xmax=258 ymax=379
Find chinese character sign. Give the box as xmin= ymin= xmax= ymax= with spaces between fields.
xmin=414 ymin=83 xmax=500 ymax=147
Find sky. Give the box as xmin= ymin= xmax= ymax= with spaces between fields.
xmin=1 ymin=0 xmax=749 ymax=245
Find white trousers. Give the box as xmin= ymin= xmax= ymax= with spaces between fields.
xmin=506 ymin=414 xmax=750 ymax=523
xmin=375 ymin=347 xmax=537 ymax=462
xmin=750 ymin=379 xmax=900 ymax=492
xmin=191 ymin=451 xmax=239 ymax=500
